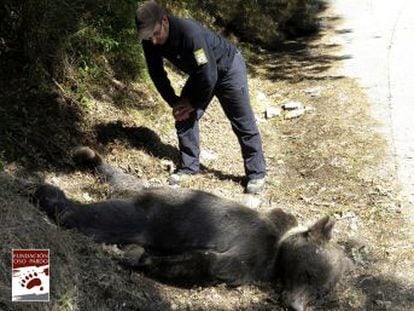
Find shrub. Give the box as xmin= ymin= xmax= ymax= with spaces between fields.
xmin=173 ymin=0 xmax=327 ymax=47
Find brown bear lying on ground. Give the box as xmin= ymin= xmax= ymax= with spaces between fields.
xmin=31 ymin=147 xmax=350 ymax=311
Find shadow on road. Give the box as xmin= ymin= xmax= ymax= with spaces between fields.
xmin=245 ymin=14 xmax=352 ymax=83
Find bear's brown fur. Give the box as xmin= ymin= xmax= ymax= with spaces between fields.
xmin=31 ymin=147 xmax=350 ymax=311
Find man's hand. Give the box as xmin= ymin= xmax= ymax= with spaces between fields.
xmin=173 ymin=99 xmax=195 ymax=121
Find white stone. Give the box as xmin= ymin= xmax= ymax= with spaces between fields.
xmin=282 ymin=101 xmax=304 ymax=110
xmin=256 ymin=91 xmax=268 ymax=102
xmin=200 ymin=149 xmax=218 ymax=161
xmin=265 ymin=106 xmax=282 ymax=119
xmin=304 ymin=86 xmax=326 ymax=97
xmin=243 ymin=195 xmax=262 ymax=209
xmin=284 ymin=108 xmax=306 ymax=119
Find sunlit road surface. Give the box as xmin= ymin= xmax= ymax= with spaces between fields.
xmin=332 ymin=0 xmax=414 ymax=231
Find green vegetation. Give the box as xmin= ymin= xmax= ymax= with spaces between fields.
xmin=0 ymin=0 xmax=326 ymax=169
xmin=192 ymin=0 xmax=326 ymax=45
xmin=1 ymin=0 xmax=326 ymax=83
xmin=0 ymin=0 xmax=146 ymax=82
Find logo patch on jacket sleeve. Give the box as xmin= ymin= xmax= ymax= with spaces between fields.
xmin=194 ymin=49 xmax=208 ymax=65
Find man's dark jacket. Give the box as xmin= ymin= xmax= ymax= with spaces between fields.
xmin=142 ymin=16 xmax=237 ymax=109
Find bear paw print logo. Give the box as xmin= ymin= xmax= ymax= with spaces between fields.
xmin=20 ymin=272 xmax=43 ymax=291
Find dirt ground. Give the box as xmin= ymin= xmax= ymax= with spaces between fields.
xmin=1 ymin=5 xmax=413 ymax=311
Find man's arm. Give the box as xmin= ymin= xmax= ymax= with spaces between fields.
xmin=172 ymin=98 xmax=194 ymax=121
xmin=180 ymin=32 xmax=218 ymax=110
xmin=142 ymin=41 xmax=180 ymax=107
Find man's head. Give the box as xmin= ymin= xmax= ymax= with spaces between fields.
xmin=135 ymin=1 xmax=169 ymax=45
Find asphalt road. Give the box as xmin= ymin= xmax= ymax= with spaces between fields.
xmin=332 ymin=0 xmax=414 ymax=233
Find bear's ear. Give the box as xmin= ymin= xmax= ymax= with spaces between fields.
xmin=308 ymin=215 xmax=335 ymax=241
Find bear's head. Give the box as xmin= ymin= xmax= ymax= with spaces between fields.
xmin=276 ymin=216 xmax=351 ymax=311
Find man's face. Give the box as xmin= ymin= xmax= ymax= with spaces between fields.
xmin=147 ymin=17 xmax=169 ymax=45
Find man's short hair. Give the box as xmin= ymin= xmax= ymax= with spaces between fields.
xmin=135 ymin=1 xmax=167 ymax=40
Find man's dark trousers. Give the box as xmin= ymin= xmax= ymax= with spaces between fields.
xmin=175 ymin=52 xmax=266 ymax=180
